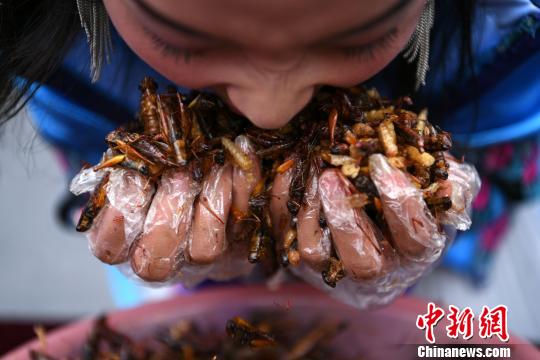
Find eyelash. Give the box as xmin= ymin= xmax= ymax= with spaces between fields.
xmin=143 ymin=27 xmax=201 ymax=63
xmin=143 ymin=26 xmax=398 ymax=63
xmin=341 ymin=29 xmax=398 ymax=59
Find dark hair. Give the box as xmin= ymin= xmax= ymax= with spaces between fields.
xmin=0 ymin=1 xmax=79 ymax=124
xmin=0 ymin=0 xmax=476 ymax=124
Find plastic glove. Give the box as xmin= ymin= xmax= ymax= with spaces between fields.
xmin=72 ymin=138 xmax=480 ymax=308
xmin=71 ymin=135 xmax=259 ymax=285
xmin=287 ymin=153 xmax=480 ymax=309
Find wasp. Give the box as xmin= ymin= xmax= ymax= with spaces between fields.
xmin=394 ymin=120 xmax=423 ymax=151
xmin=425 ymin=195 xmax=452 ymax=213
xmin=247 ymin=180 xmax=272 ymax=263
xmin=226 ymin=317 xmax=276 ymax=348
xmin=248 ymin=230 xmax=269 ymax=264
xmin=76 ymin=173 xmax=110 ymax=232
xmin=411 ymin=164 xmax=432 ymax=189
xmin=432 ymin=151 xmax=449 ymax=180
xmin=322 ymin=256 xmax=345 ymax=288
xmin=287 ymin=126 xmax=320 ymax=217
xmin=280 ymin=228 xmax=298 ymax=267
xmin=425 ymin=129 xmax=452 ymax=152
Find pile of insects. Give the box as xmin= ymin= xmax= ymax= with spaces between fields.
xmin=76 ymin=76 xmax=454 ymax=287
xmin=30 ymin=313 xmax=349 ymax=360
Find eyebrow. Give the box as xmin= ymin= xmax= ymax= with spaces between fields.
xmin=133 ymin=0 xmax=413 ymax=41
xmin=133 ymin=0 xmax=216 ymax=39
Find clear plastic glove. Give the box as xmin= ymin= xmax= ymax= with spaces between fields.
xmin=288 ymin=153 xmax=480 ymax=309
xmin=72 ymin=140 xmax=480 ymax=307
xmin=71 ymin=135 xmax=259 ymax=286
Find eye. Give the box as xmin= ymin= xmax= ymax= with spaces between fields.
xmin=340 ymin=28 xmax=398 ymax=60
xmin=142 ymin=27 xmax=203 ymax=63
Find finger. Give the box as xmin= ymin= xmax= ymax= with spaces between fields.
xmin=269 ymin=158 xmax=294 ymax=264
xmin=229 ymin=135 xmax=262 ymax=240
xmin=318 ymin=169 xmax=384 ymax=280
xmin=445 ymin=157 xmax=481 ymax=206
xmin=88 ymin=205 xmax=127 ymax=264
xmin=89 ymin=169 xmax=153 ymax=265
xmin=437 ymin=157 xmax=481 ymax=230
xmin=189 ymin=163 xmax=233 ymax=264
xmin=297 ymin=169 xmax=331 ymax=271
xmin=369 ymin=154 xmax=445 ymax=262
xmin=130 ymin=169 xmax=196 ymax=281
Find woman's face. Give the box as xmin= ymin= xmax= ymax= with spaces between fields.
xmin=104 ymin=0 xmax=425 ymax=129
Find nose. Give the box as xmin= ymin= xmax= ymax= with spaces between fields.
xmin=219 ymin=48 xmax=316 ymax=129
xmin=224 ymin=81 xmax=315 ymax=129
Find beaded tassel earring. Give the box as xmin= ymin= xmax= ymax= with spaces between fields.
xmin=76 ymin=0 xmax=113 ymax=82
xmin=403 ymin=0 xmax=435 ymax=90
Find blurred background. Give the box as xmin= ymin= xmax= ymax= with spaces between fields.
xmin=1 ymin=110 xmax=540 ymax=354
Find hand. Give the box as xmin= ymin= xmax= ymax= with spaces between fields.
xmin=72 ymin=137 xmax=480 ymax=307
xmin=72 ymin=135 xmax=260 ymax=283
xmin=286 ymin=153 xmax=480 ymax=309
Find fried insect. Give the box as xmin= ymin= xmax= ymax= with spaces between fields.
xmin=287 ymin=126 xmax=319 ymax=218
xmin=79 ymin=76 xmax=460 ymax=276
xmin=226 ymin=316 xmax=276 ymax=348
xmin=106 ymin=130 xmax=154 ymax=165
xmin=432 ymin=151 xmax=449 ymax=180
xmin=247 ymin=180 xmax=272 ymax=264
xmin=415 ymin=109 xmax=427 ymax=151
xmin=287 ymin=156 xmax=310 ymax=216
xmin=322 ymin=256 xmax=346 ymax=288
xmin=93 ymin=154 xmax=126 ymax=171
xmin=280 ymin=228 xmax=298 ymax=267
xmin=426 ymin=195 xmax=453 ymax=212
xmin=355 ymin=137 xmax=382 ymax=153
xmin=131 ymin=137 xmax=177 ymax=168
xmin=31 ymin=312 xmax=355 ymax=360
xmin=347 ymin=193 xmax=369 ymax=209
xmin=76 ymin=172 xmax=110 ymax=232
xmin=118 ymin=157 xmax=150 ymax=176
xmin=285 ymin=320 xmax=347 ymax=360
xmin=425 ymin=128 xmax=452 ymax=152
xmin=352 ymin=122 xmax=376 ymax=137
xmin=139 ymin=76 xmax=160 ymax=136
xmin=277 ymin=158 xmax=295 ymax=174
xmin=328 ymin=108 xmax=338 ymax=145
xmin=411 ymin=164 xmax=432 ymax=189
xmin=158 ymin=94 xmax=188 ymax=165
xmin=248 ymin=230 xmax=266 ymax=264
xmin=330 ymin=142 xmax=349 ymax=155
xmin=221 ymin=137 xmax=253 ymax=171
xmin=405 ymin=145 xmax=435 ymax=167
xmin=378 ymin=118 xmax=398 ymax=157
xmin=107 ymin=129 xmax=176 ymax=168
